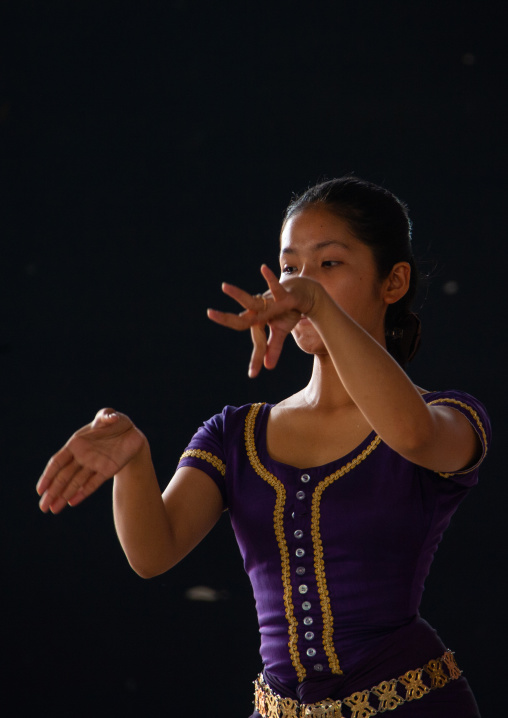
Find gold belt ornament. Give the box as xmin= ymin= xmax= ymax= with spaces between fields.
xmin=254 ymin=650 xmax=461 ymax=718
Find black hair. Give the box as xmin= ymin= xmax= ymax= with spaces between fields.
xmin=283 ymin=176 xmax=421 ymax=366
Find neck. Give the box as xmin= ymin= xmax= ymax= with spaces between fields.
xmin=302 ymin=354 xmax=355 ymax=411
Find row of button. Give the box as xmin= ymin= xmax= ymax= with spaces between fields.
xmin=296 ymin=474 xmax=322 ymax=672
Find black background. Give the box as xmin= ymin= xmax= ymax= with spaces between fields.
xmin=1 ymin=1 xmax=506 ymax=715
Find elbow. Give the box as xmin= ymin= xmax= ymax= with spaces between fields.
xmin=395 ymin=419 xmax=435 ymax=462
xmin=128 ymin=557 xmax=175 ymax=579
xmin=132 ymin=566 xmax=162 ymax=580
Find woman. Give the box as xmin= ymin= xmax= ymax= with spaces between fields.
xmin=37 ymin=177 xmax=490 ymax=717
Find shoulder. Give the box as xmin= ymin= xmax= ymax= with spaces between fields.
xmin=422 ymin=388 xmax=491 ymax=478
xmin=421 ymin=389 xmax=490 ymax=437
xmin=191 ymin=402 xmax=268 ymax=442
xmin=177 ymin=403 xmax=267 ymax=507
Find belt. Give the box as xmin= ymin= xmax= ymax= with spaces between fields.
xmin=254 ymin=650 xmax=462 ymax=718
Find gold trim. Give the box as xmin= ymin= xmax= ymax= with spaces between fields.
xmin=427 ymin=397 xmax=488 ymax=477
xmin=254 ymin=650 xmax=461 ymax=717
xmin=179 ymin=449 xmax=226 ymax=477
xmin=244 ymin=404 xmax=382 ymax=681
xmin=244 ymin=403 xmax=306 ymax=682
xmin=311 ymin=435 xmax=381 ymax=675
xmin=398 ymin=668 xmax=430 ymax=701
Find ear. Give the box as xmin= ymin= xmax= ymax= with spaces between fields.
xmin=382 ymin=262 xmax=411 ymax=305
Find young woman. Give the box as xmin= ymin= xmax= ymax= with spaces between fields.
xmin=37 ymin=177 xmax=490 ymax=717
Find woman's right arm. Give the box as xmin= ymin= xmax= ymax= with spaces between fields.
xmin=37 ymin=409 xmax=224 ymax=578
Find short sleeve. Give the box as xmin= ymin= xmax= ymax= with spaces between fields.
xmin=423 ymin=389 xmax=491 ymax=482
xmin=177 ymin=409 xmax=228 ymax=506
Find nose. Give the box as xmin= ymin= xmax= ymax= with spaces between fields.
xmin=299 ymin=263 xmax=315 ymax=279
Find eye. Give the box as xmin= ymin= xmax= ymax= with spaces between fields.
xmin=282 ymin=265 xmax=297 ymax=274
xmin=321 ymin=260 xmax=342 ymax=268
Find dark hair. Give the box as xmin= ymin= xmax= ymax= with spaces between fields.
xmin=283 ymin=176 xmax=421 ymax=366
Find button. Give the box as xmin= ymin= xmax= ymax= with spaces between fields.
xmin=306 ymin=648 xmax=317 ymax=657
xmin=296 ymin=548 xmax=305 ymax=558
xmin=291 ymin=512 xmax=295 ymax=519
xmin=303 ymin=616 xmax=313 ymax=625
xmin=296 ymin=491 xmax=306 ymax=500
xmin=302 ymin=601 xmax=311 ymax=610
xmin=294 ymin=530 xmax=303 ymax=539
xmin=305 ymin=631 xmax=315 ymax=640
xmin=298 ymin=584 xmax=308 ymax=594
xmin=301 ymin=474 xmax=310 ymax=483
xmin=313 ymin=664 xmax=323 ymax=672
xmin=296 ymin=567 xmax=305 ymax=576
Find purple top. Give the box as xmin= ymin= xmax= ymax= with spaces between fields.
xmin=177 ymin=389 xmax=490 ymax=693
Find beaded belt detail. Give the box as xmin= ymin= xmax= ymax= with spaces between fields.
xmin=254 ymin=650 xmax=462 ymax=718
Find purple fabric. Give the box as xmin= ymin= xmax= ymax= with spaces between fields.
xmin=257 ymin=617 xmax=481 ymax=717
xmin=178 ymin=389 xmax=490 ymax=709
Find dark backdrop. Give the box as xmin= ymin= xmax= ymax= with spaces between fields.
xmin=1 ymin=1 xmax=506 ymax=716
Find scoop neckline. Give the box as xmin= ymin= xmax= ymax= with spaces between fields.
xmin=255 ymin=402 xmax=379 ymax=473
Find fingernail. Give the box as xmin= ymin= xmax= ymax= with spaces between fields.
xmin=39 ymin=494 xmax=50 ymax=513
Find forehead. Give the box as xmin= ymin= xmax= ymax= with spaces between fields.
xmin=280 ymin=207 xmax=359 ymax=253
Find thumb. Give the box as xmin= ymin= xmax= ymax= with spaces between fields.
xmin=92 ymin=408 xmax=120 ymax=428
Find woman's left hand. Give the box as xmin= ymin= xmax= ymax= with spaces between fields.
xmin=207 ymin=264 xmax=321 ymax=377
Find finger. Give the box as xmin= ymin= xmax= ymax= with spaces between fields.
xmin=46 ymin=495 xmax=69 ymax=514
xmin=67 ymin=472 xmax=106 ymax=506
xmin=45 ymin=468 xmax=105 ymax=514
xmin=207 ymin=307 xmax=257 ymax=331
xmin=36 ymin=448 xmax=75 ymax=496
xmin=264 ymin=325 xmax=288 ymax=370
xmin=221 ymin=282 xmax=264 ymax=312
xmin=59 ymin=466 xmax=96 ymax=503
xmin=38 ymin=458 xmax=82 ymax=512
xmin=260 ymin=264 xmax=287 ymax=301
xmin=92 ymin=408 xmax=120 ymax=428
xmin=249 ymin=325 xmax=267 ymax=378
xmin=67 ymin=487 xmax=87 ymax=508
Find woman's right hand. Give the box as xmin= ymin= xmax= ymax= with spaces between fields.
xmin=36 ymin=409 xmax=147 ymax=514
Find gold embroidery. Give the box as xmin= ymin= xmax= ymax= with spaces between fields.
xmin=179 ymin=449 xmax=226 ymax=477
xmin=303 ymin=700 xmax=343 ymax=717
xmin=255 ymin=675 xmax=300 ymax=718
xmin=245 ymin=404 xmax=306 ymax=682
xmin=442 ymin=650 xmax=462 ymax=680
xmin=254 ymin=650 xmax=461 ymax=717
xmin=254 ymin=678 xmax=268 ymax=717
xmin=281 ymin=697 xmax=301 ymax=718
xmin=246 ymin=403 xmax=381 ymax=681
xmin=265 ymin=692 xmax=279 ymax=718
xmin=398 ymin=668 xmax=430 ymax=701
xmin=427 ymin=397 xmax=488 ymax=477
xmin=341 ymin=691 xmax=376 ymax=717
xmin=371 ymin=679 xmax=404 ymax=710
xmin=311 ymin=436 xmax=381 ymax=675
xmin=424 ymin=658 xmax=449 ymax=689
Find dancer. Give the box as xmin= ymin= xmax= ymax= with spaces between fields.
xmin=37 ymin=177 xmax=490 ymax=717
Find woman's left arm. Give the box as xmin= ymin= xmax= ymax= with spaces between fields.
xmin=305 ymin=282 xmax=480 ymax=474
xmin=207 ymin=265 xmax=480 ymax=474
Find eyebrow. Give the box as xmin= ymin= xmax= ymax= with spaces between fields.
xmin=280 ymin=239 xmax=350 ymax=255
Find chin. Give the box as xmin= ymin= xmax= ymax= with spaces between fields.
xmin=291 ymin=325 xmax=326 ymax=355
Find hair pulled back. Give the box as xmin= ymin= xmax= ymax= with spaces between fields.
xmin=283 ymin=176 xmax=421 ymax=367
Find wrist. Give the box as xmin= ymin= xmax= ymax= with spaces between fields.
xmin=304 ymin=282 xmax=330 ymax=321
xmin=116 ymin=432 xmax=153 ymax=480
